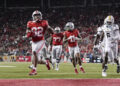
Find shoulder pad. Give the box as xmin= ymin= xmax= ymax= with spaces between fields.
xmin=114 ymin=24 xmax=119 ymax=30
xmin=97 ymin=27 xmax=103 ymax=32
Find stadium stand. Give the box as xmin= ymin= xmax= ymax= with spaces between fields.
xmin=0 ymin=0 xmax=120 ymax=62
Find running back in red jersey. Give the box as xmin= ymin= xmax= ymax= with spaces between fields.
xmin=27 ymin=20 xmax=48 ymax=42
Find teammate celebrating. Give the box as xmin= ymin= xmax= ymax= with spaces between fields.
xmin=50 ymin=27 xmax=64 ymax=71
xmin=63 ymin=22 xmax=85 ymax=74
xmin=94 ymin=15 xmax=120 ymax=77
xmin=26 ymin=10 xmax=53 ymax=75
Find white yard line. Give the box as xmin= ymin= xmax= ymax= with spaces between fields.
xmin=0 ymin=66 xmax=16 ymax=67
xmin=34 ymin=72 xmax=119 ymax=75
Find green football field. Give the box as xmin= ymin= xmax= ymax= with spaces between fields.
xmin=0 ymin=62 xmax=120 ymax=79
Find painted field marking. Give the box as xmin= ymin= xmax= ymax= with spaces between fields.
xmin=32 ymin=72 xmax=120 ymax=75
xmin=0 ymin=66 xmax=16 ymax=67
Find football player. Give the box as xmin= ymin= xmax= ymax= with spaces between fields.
xmin=63 ymin=22 xmax=85 ymax=74
xmin=94 ymin=15 xmax=120 ymax=77
xmin=26 ymin=10 xmax=53 ymax=75
xmin=49 ymin=27 xmax=64 ymax=71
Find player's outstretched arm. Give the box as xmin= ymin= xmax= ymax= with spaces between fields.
xmin=76 ymin=33 xmax=82 ymax=41
xmin=94 ymin=34 xmax=99 ymax=45
xmin=63 ymin=34 xmax=68 ymax=44
xmin=25 ymin=28 xmax=35 ymax=38
xmin=47 ymin=25 xmax=54 ymax=34
xmin=22 ymin=28 xmax=33 ymax=40
xmin=114 ymin=29 xmax=120 ymax=41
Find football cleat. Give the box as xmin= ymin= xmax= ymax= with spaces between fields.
xmin=55 ymin=67 xmax=59 ymax=71
xmin=28 ymin=65 xmax=33 ymax=69
xmin=75 ymin=69 xmax=79 ymax=74
xmin=29 ymin=69 xmax=37 ymax=75
xmin=80 ymin=67 xmax=85 ymax=73
xmin=102 ymin=71 xmax=107 ymax=77
xmin=117 ymin=66 xmax=120 ymax=73
xmin=46 ymin=60 xmax=51 ymax=70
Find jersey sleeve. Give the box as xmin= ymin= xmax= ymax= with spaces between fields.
xmin=97 ymin=27 xmax=103 ymax=35
xmin=27 ymin=21 xmax=32 ymax=29
xmin=115 ymin=24 xmax=119 ymax=30
xmin=76 ymin=29 xmax=79 ymax=35
xmin=42 ymin=20 xmax=49 ymax=28
xmin=114 ymin=24 xmax=120 ymax=40
xmin=26 ymin=21 xmax=34 ymax=37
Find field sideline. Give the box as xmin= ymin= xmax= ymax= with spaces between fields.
xmin=0 ymin=62 xmax=120 ymax=79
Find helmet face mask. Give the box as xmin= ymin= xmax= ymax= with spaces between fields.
xmin=65 ymin=22 xmax=74 ymax=31
xmin=32 ymin=10 xmax=42 ymax=22
xmin=106 ymin=21 xmax=112 ymax=26
xmin=104 ymin=15 xmax=114 ymax=26
xmin=54 ymin=27 xmax=61 ymax=34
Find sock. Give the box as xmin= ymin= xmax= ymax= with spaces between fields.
xmin=79 ymin=66 xmax=82 ymax=68
xmin=33 ymin=66 xmax=36 ymax=70
xmin=56 ymin=63 xmax=59 ymax=68
xmin=46 ymin=60 xmax=49 ymax=65
xmin=117 ymin=65 xmax=120 ymax=67
xmin=52 ymin=63 xmax=55 ymax=68
xmin=105 ymin=64 xmax=107 ymax=66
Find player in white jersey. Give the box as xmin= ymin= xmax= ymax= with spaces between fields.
xmin=94 ymin=15 xmax=120 ymax=77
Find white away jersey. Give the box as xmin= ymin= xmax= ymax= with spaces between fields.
xmin=97 ymin=24 xmax=119 ymax=44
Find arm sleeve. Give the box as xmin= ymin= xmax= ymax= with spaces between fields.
xmin=27 ymin=21 xmax=32 ymax=28
xmin=27 ymin=32 xmax=34 ymax=38
xmin=42 ymin=20 xmax=48 ymax=28
xmin=97 ymin=27 xmax=103 ymax=35
xmin=114 ymin=25 xmax=120 ymax=40
xmin=26 ymin=21 xmax=34 ymax=38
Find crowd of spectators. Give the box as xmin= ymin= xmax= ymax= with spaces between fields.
xmin=0 ymin=7 xmax=120 ymax=57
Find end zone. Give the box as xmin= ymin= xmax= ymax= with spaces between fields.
xmin=0 ymin=79 xmax=120 ymax=86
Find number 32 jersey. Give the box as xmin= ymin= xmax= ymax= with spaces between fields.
xmin=27 ymin=20 xmax=48 ymax=42
xmin=64 ymin=29 xmax=79 ymax=47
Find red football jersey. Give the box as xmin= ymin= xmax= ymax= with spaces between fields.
xmin=64 ymin=29 xmax=79 ymax=47
xmin=27 ymin=20 xmax=48 ymax=42
xmin=52 ymin=33 xmax=64 ymax=45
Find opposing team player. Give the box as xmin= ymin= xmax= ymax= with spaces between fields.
xmin=50 ymin=27 xmax=64 ymax=71
xmin=26 ymin=10 xmax=53 ymax=75
xmin=94 ymin=15 xmax=120 ymax=77
xmin=63 ymin=22 xmax=85 ymax=74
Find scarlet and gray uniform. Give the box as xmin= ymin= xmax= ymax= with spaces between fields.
xmin=51 ymin=33 xmax=64 ymax=60
xmin=27 ymin=20 xmax=48 ymax=61
xmin=64 ymin=29 xmax=80 ymax=58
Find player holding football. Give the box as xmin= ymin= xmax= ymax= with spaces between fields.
xmin=26 ymin=10 xmax=53 ymax=75
xmin=63 ymin=22 xmax=85 ymax=74
xmin=94 ymin=15 xmax=120 ymax=77
xmin=49 ymin=27 xmax=64 ymax=71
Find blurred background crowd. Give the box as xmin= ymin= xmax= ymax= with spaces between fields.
xmin=0 ymin=0 xmax=120 ymax=61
